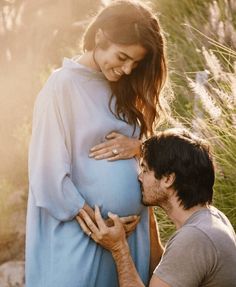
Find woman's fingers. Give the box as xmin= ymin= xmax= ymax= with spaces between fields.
xmin=107 ymin=212 xmax=123 ymax=229
xmin=89 ymin=147 xmax=127 ymax=160
xmin=105 ymin=132 xmax=121 ymax=139
xmin=123 ymin=216 xmax=140 ymax=237
xmin=119 ymin=215 xmax=140 ymax=237
xmin=124 ymin=216 xmax=140 ymax=230
xmin=89 ymin=132 xmax=140 ymax=160
xmin=90 ymin=141 xmax=114 ymax=153
xmin=90 ymin=133 xmax=122 ymax=152
xmin=90 ymin=150 xmax=115 ymax=160
xmin=89 ymin=142 xmax=121 ymax=159
xmin=89 ymin=132 xmax=125 ymax=156
xmin=119 ymin=215 xmax=139 ymax=224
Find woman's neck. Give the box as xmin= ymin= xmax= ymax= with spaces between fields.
xmin=77 ymin=51 xmax=100 ymax=71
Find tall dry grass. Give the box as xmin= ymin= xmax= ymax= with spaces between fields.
xmin=186 ymin=43 xmax=236 ymax=228
xmin=155 ymin=0 xmax=236 ymax=242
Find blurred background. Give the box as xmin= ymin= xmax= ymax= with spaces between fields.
xmin=0 ymin=0 xmax=235 ymax=283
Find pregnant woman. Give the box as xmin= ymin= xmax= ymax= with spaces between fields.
xmin=26 ymin=1 xmax=168 ymax=286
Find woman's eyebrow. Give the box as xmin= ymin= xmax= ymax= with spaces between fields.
xmin=119 ymin=51 xmax=133 ymax=60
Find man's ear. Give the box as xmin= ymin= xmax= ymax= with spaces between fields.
xmin=164 ymin=173 xmax=175 ymax=188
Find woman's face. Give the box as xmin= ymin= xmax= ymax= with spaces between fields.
xmin=94 ymin=42 xmax=147 ymax=82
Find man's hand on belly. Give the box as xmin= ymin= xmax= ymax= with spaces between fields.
xmin=106 ymin=214 xmax=140 ymax=237
xmin=77 ymin=203 xmax=96 ymax=224
xmin=77 ymin=205 xmax=140 ymax=238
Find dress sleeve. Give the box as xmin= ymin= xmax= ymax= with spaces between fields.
xmin=28 ymin=71 xmax=85 ymax=221
xmin=153 ymin=226 xmax=218 ymax=287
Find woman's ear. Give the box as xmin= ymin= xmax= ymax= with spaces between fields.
xmin=95 ymin=28 xmax=103 ymax=45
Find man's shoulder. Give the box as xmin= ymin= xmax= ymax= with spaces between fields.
xmin=169 ymin=224 xmax=213 ymax=250
xmin=154 ymin=208 xmax=236 ymax=287
xmin=183 ymin=207 xmax=235 ymax=242
xmin=154 ymin=225 xmax=217 ymax=287
xmin=169 ymin=207 xmax=236 ymax=256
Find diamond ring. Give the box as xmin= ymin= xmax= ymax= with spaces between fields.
xmin=112 ymin=148 xmax=119 ymax=155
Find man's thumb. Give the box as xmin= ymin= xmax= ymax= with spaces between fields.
xmin=108 ymin=212 xmax=121 ymax=225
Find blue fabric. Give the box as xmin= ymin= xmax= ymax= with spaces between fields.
xmin=26 ymin=58 xmax=150 ymax=287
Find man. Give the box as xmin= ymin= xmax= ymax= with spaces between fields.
xmin=77 ymin=129 xmax=236 ymax=287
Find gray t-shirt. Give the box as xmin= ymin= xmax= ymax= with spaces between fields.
xmin=154 ymin=206 xmax=236 ymax=287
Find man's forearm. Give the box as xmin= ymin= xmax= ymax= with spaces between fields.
xmin=112 ymin=241 xmax=145 ymax=287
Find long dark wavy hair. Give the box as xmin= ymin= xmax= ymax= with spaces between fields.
xmin=82 ymin=0 xmax=167 ymax=137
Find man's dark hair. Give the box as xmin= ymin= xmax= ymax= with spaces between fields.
xmin=142 ymin=129 xmax=215 ymax=209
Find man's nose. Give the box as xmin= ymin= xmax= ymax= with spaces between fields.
xmin=138 ymin=172 xmax=142 ymax=182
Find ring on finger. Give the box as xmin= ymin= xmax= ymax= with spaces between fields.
xmin=112 ymin=148 xmax=119 ymax=155
xmin=88 ymin=231 xmax=92 ymax=237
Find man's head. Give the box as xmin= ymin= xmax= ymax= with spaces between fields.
xmin=139 ymin=128 xmax=215 ymax=209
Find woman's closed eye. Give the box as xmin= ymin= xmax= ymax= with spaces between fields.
xmin=118 ymin=54 xmax=127 ymax=61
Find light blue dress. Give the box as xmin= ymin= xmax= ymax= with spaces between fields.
xmin=26 ymin=58 xmax=150 ymax=287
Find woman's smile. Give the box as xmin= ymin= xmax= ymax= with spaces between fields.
xmin=113 ymin=68 xmax=123 ymax=77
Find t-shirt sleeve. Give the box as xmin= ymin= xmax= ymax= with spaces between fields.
xmin=28 ymin=71 xmax=85 ymax=221
xmin=154 ymin=226 xmax=217 ymax=287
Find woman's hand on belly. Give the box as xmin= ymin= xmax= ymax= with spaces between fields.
xmin=89 ymin=132 xmax=141 ymax=161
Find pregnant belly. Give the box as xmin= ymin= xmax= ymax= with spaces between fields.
xmin=77 ymin=158 xmax=144 ymax=217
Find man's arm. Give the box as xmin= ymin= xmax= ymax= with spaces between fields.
xmin=78 ymin=206 xmax=171 ymax=287
xmin=112 ymin=241 xmax=169 ymax=287
xmin=78 ymin=206 xmax=145 ymax=287
xmin=112 ymin=240 xmax=145 ymax=287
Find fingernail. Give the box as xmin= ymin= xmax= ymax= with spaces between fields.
xmin=88 ymin=153 xmax=93 ymax=157
xmin=90 ymin=147 xmax=95 ymax=151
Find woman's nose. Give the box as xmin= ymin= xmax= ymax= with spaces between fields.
xmin=122 ymin=62 xmax=133 ymax=75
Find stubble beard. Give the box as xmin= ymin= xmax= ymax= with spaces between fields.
xmin=141 ymin=184 xmax=169 ymax=208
